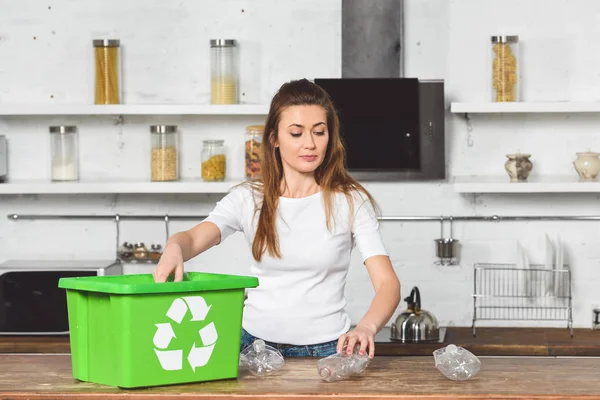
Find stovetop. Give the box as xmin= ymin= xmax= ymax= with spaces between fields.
xmin=375 ymin=326 xmax=447 ymax=344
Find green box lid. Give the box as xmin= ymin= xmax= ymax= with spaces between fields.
xmin=58 ymin=272 xmax=258 ymax=295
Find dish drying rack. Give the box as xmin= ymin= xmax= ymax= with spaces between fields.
xmin=472 ymin=263 xmax=573 ymax=337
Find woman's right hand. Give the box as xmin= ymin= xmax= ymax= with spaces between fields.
xmin=153 ymin=244 xmax=185 ymax=283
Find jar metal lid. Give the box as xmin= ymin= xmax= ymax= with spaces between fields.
xmin=150 ymin=125 xmax=178 ymax=134
xmin=246 ymin=125 xmax=265 ymax=133
xmin=203 ymin=139 xmax=225 ymax=145
xmin=491 ymin=35 xmax=518 ymax=44
xmin=210 ymin=39 xmax=236 ymax=47
xmin=93 ymin=39 xmax=120 ymax=47
xmin=49 ymin=126 xmax=77 ymax=134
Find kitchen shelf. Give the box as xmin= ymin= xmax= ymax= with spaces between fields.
xmin=0 ymin=179 xmax=243 ymax=194
xmin=0 ymin=104 xmax=269 ymax=116
xmin=450 ymin=101 xmax=600 ymax=114
xmin=453 ymin=175 xmax=600 ymax=193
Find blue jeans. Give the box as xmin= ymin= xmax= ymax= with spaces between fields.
xmin=240 ymin=328 xmax=338 ymax=357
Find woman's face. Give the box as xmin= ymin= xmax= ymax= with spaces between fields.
xmin=274 ymin=105 xmax=329 ymax=175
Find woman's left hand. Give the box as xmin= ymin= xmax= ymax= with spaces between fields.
xmin=337 ymin=323 xmax=377 ymax=359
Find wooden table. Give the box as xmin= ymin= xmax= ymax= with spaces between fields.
xmin=3 ymin=327 xmax=599 ymax=356
xmin=1 ymin=354 xmax=599 ymax=399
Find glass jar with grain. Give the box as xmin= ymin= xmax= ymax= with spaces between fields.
xmin=201 ymin=140 xmax=226 ymax=181
xmin=245 ymin=125 xmax=264 ymax=180
xmin=50 ymin=125 xmax=79 ymax=181
xmin=491 ymin=35 xmax=519 ymax=102
xmin=93 ymin=39 xmax=122 ymax=105
xmin=150 ymin=125 xmax=178 ymax=182
xmin=210 ymin=39 xmax=238 ymax=104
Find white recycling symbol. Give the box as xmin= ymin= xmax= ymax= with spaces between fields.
xmin=153 ymin=296 xmax=218 ymax=372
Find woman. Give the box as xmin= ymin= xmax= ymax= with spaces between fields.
xmin=153 ymin=79 xmax=401 ymax=359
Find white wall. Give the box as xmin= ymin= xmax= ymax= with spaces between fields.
xmin=1 ymin=0 xmax=600 ymax=330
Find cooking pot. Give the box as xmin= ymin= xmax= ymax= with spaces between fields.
xmin=390 ymin=286 xmax=439 ymax=343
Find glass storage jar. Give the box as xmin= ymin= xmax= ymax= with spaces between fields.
xmin=245 ymin=125 xmax=264 ymax=179
xmin=118 ymin=242 xmax=134 ymax=262
xmin=50 ymin=125 xmax=79 ymax=181
xmin=201 ymin=140 xmax=226 ymax=181
xmin=133 ymin=242 xmax=148 ymax=261
xmin=210 ymin=39 xmax=238 ymax=104
xmin=150 ymin=125 xmax=178 ymax=182
xmin=149 ymin=244 xmax=163 ymax=261
xmin=491 ymin=35 xmax=519 ymax=102
xmin=94 ymin=39 xmax=122 ymax=104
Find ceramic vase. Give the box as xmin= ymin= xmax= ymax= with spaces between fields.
xmin=505 ymin=153 xmax=533 ymax=182
xmin=573 ymin=152 xmax=600 ymax=181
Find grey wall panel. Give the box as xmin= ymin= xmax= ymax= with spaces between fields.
xmin=342 ymin=0 xmax=403 ymax=78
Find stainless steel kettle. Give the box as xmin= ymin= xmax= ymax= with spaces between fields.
xmin=390 ymin=286 xmax=439 ymax=343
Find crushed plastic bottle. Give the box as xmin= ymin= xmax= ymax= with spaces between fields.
xmin=433 ymin=344 xmax=481 ymax=381
xmin=239 ymin=339 xmax=285 ymax=376
xmin=317 ymin=346 xmax=371 ymax=382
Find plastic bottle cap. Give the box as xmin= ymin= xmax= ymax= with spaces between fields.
xmin=253 ymin=339 xmax=266 ymax=352
xmin=446 ymin=344 xmax=458 ymax=354
xmin=319 ymin=367 xmax=331 ymax=379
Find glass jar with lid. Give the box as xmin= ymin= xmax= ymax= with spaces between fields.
xmin=150 ymin=125 xmax=178 ymax=182
xmin=133 ymin=242 xmax=148 ymax=261
xmin=245 ymin=125 xmax=264 ymax=179
xmin=491 ymin=35 xmax=519 ymax=102
xmin=149 ymin=244 xmax=163 ymax=261
xmin=93 ymin=39 xmax=122 ymax=104
xmin=201 ymin=140 xmax=226 ymax=181
xmin=118 ymin=242 xmax=134 ymax=262
xmin=50 ymin=125 xmax=79 ymax=181
xmin=210 ymin=39 xmax=238 ymax=104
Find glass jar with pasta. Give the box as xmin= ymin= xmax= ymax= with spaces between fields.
xmin=245 ymin=125 xmax=264 ymax=180
xmin=150 ymin=125 xmax=179 ymax=182
xmin=491 ymin=35 xmax=519 ymax=102
xmin=210 ymin=39 xmax=239 ymax=104
xmin=201 ymin=140 xmax=226 ymax=182
xmin=93 ymin=39 xmax=122 ymax=104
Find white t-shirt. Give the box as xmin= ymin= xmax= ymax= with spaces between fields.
xmin=203 ymin=184 xmax=388 ymax=345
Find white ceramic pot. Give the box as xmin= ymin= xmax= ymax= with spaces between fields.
xmin=505 ymin=153 xmax=533 ymax=182
xmin=573 ymin=152 xmax=600 ymax=181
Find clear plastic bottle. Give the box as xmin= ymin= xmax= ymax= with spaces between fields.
xmin=433 ymin=344 xmax=481 ymax=381
xmin=239 ymin=339 xmax=285 ymax=376
xmin=317 ymin=346 xmax=370 ymax=382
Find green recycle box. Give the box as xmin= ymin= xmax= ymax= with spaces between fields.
xmin=58 ymin=272 xmax=259 ymax=388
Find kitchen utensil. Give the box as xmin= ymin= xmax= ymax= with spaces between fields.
xmin=544 ymin=233 xmax=554 ymax=295
xmin=554 ymin=234 xmax=564 ymax=296
xmin=435 ymin=217 xmax=459 ymax=266
xmin=390 ymin=286 xmax=440 ymax=343
xmin=0 ymin=135 xmax=6 ymax=183
xmin=473 ymin=262 xmax=573 ymax=337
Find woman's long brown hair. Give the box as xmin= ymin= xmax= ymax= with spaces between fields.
xmin=247 ymin=79 xmax=379 ymax=261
